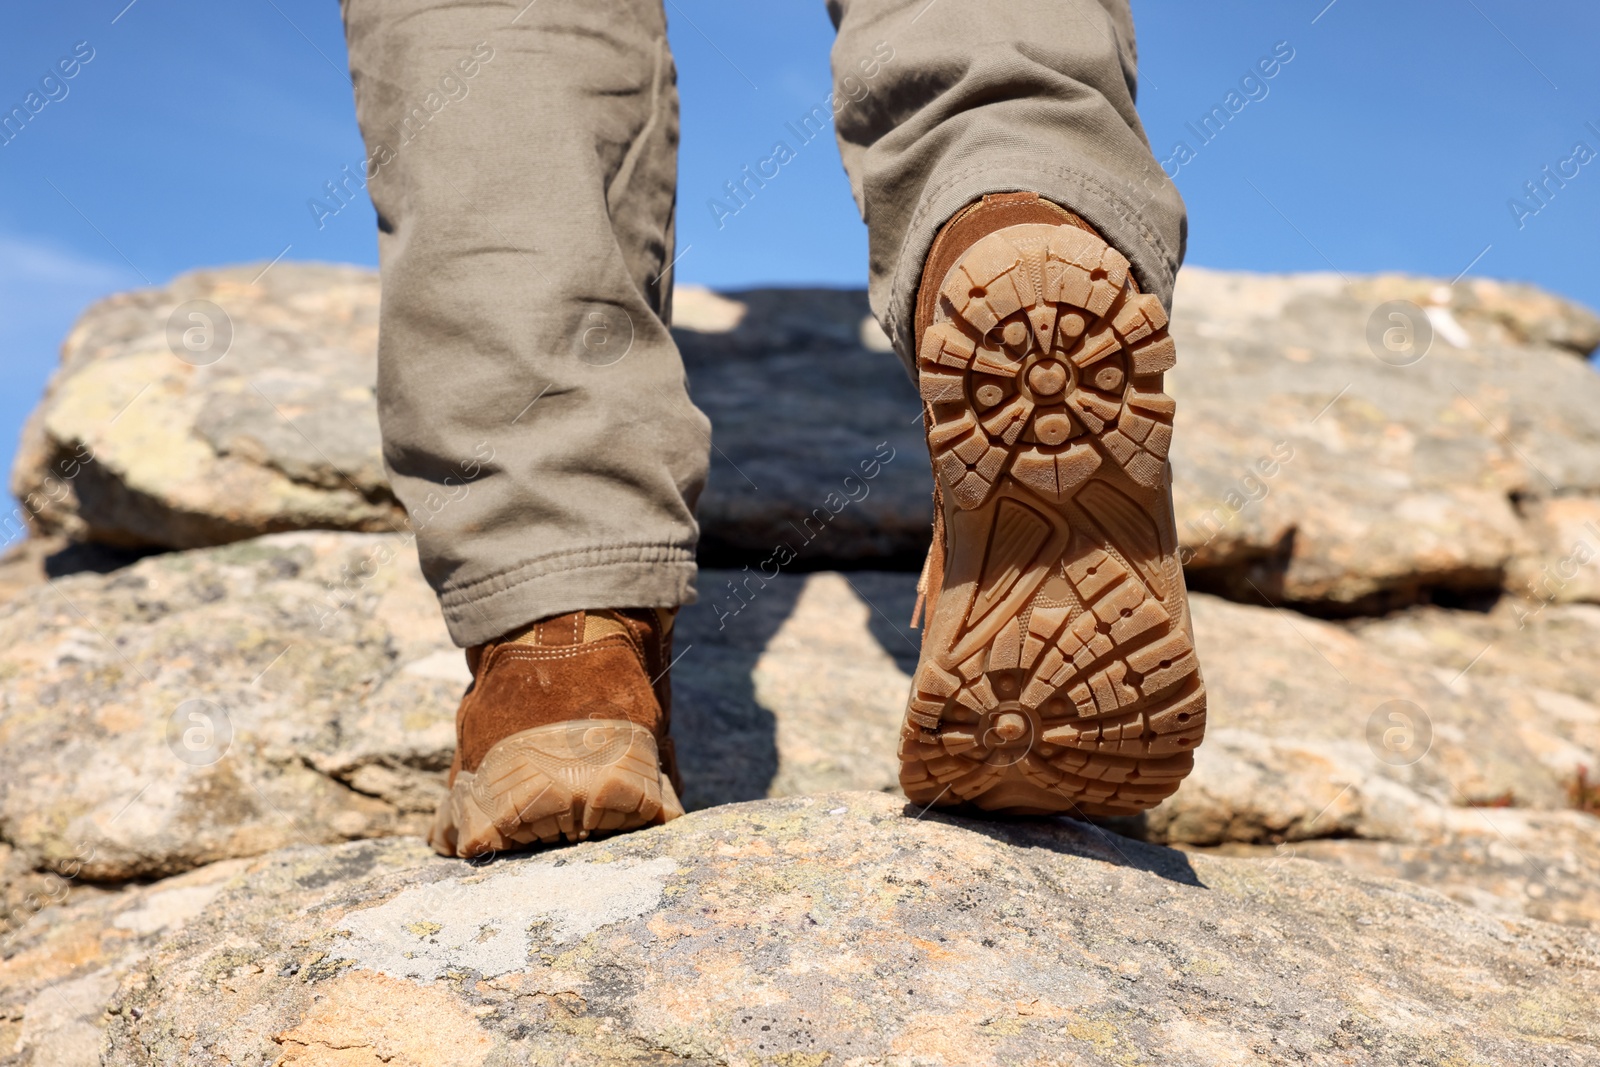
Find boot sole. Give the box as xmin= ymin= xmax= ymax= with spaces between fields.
xmin=900 ymin=221 xmax=1207 ymax=817
xmin=429 ymin=719 xmax=684 ymax=857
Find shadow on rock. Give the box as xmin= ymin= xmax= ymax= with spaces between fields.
xmin=43 ymin=540 xmax=164 ymax=579
xmin=671 ymin=571 xmax=803 ymax=809
xmin=847 ymin=570 xmax=923 ymax=678
xmin=907 ymin=805 xmax=1207 ymax=889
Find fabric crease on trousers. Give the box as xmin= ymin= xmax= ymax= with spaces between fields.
xmin=340 ymin=0 xmax=1185 ymax=646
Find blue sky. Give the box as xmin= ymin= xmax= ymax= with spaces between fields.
xmin=2 ymin=0 xmax=1597 ymax=513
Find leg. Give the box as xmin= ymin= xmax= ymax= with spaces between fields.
xmin=343 ymin=0 xmax=706 ymax=648
xmin=342 ymin=0 xmax=700 ymax=854
xmin=827 ymin=0 xmax=1185 ymax=359
xmin=830 ymin=0 xmax=1206 ymax=814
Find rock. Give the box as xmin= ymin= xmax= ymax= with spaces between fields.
xmin=0 ymin=531 xmax=459 ymax=882
xmin=1347 ymin=273 xmax=1600 ymax=358
xmin=4 ymin=538 xmax=1600 ymax=1060
xmin=0 ymin=529 xmax=914 ymax=885
xmin=673 ymin=568 xmax=912 ymax=807
xmin=96 ymin=793 xmax=1600 ymax=1066
xmin=1166 ymin=270 xmax=1600 ymax=613
xmin=1351 ymin=598 xmax=1600 ymax=781
xmin=1270 ymin=807 xmax=1600 ymax=930
xmin=17 ymin=266 xmax=1600 ymax=610
xmin=1110 ymin=592 xmax=1600 ymax=925
xmin=10 ymin=264 xmax=1600 ymax=1064
xmin=11 ymin=265 xmax=402 ymax=549
xmin=0 ymin=530 xmax=912 ymax=885
xmin=4 ymin=533 xmax=1598 ymax=933
xmin=10 ymin=269 xmax=928 ymax=566
xmin=1507 ymin=495 xmax=1600 ymax=605
xmin=0 ymin=536 xmax=158 ymax=607
xmin=674 ymin=287 xmax=929 ymax=566
xmin=0 ymin=840 xmax=83 ymax=942
xmin=1137 ymin=592 xmax=1596 ymax=844
xmin=0 ymin=858 xmax=248 ymax=1067
xmin=0 ymin=538 xmax=54 ymax=609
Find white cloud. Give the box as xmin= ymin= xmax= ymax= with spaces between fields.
xmin=0 ymin=233 xmax=137 ymax=289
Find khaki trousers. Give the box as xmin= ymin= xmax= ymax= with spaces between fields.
xmin=340 ymin=0 xmax=1185 ymax=646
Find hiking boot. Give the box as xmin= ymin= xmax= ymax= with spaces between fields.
xmin=900 ymin=192 xmax=1207 ymax=817
xmin=428 ymin=608 xmax=685 ymax=857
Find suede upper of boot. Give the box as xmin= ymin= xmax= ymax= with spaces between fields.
xmin=450 ymin=608 xmax=678 ymax=784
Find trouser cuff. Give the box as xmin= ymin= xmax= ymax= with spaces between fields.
xmin=439 ymin=545 xmax=698 ymax=647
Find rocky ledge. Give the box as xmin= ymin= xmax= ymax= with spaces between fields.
xmin=3 ymin=267 xmax=1600 ymax=1064
xmin=13 ymin=265 xmax=1600 ymax=611
xmin=3 ymin=534 xmax=1600 ymax=1062
xmin=27 ymin=794 xmax=1599 ymax=1066
xmin=2 ymin=535 xmax=1597 ymax=904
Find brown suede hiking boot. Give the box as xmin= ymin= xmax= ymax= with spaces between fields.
xmin=428 ymin=608 xmax=685 ymax=857
xmin=900 ymin=192 xmax=1207 ymax=817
